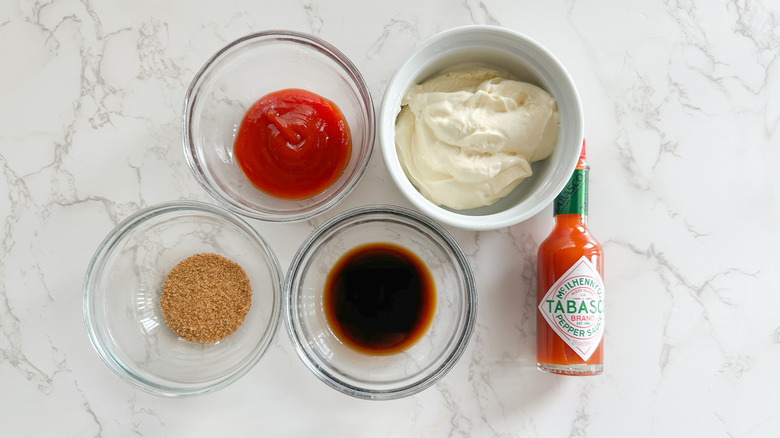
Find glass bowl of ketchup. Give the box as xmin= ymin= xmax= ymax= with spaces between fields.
xmin=285 ymin=205 xmax=477 ymax=400
xmin=183 ymin=31 xmax=375 ymax=222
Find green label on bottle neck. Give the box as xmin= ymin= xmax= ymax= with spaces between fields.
xmin=554 ymin=168 xmax=588 ymax=215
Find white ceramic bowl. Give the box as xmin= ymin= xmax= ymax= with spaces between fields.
xmin=378 ymin=25 xmax=584 ymax=230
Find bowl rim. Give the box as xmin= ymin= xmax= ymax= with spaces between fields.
xmin=378 ymin=24 xmax=584 ymax=231
xmin=182 ymin=30 xmax=376 ymax=223
xmin=82 ymin=200 xmax=284 ymax=397
xmin=283 ymin=204 xmax=477 ymax=400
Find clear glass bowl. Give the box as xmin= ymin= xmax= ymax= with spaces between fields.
xmin=83 ymin=201 xmax=283 ymax=396
xmin=183 ymin=30 xmax=375 ymax=222
xmin=285 ymin=205 xmax=477 ymax=400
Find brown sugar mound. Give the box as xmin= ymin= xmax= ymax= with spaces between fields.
xmin=161 ymin=253 xmax=252 ymax=343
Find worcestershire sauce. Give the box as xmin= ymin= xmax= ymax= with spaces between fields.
xmin=324 ymin=242 xmax=436 ymax=355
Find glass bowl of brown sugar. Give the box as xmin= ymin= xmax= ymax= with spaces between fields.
xmin=285 ymin=205 xmax=477 ymax=400
xmin=83 ymin=201 xmax=282 ymax=396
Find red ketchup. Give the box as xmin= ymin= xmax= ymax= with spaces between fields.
xmin=234 ymin=88 xmax=352 ymax=199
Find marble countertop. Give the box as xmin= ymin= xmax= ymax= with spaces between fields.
xmin=1 ymin=0 xmax=778 ymax=436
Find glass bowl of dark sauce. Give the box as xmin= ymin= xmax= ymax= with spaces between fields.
xmin=285 ymin=205 xmax=477 ymax=400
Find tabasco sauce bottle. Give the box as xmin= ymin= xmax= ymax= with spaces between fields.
xmin=536 ymin=140 xmax=604 ymax=375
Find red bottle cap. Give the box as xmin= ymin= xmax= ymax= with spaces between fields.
xmin=580 ymin=139 xmax=587 ymax=159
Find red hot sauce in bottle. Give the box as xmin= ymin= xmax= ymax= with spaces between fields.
xmin=536 ymin=140 xmax=604 ymax=375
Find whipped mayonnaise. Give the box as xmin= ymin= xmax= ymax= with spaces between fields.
xmin=395 ymin=64 xmax=560 ymax=210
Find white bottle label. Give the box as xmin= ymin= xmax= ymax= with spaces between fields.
xmin=538 ymin=255 xmax=604 ymax=361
